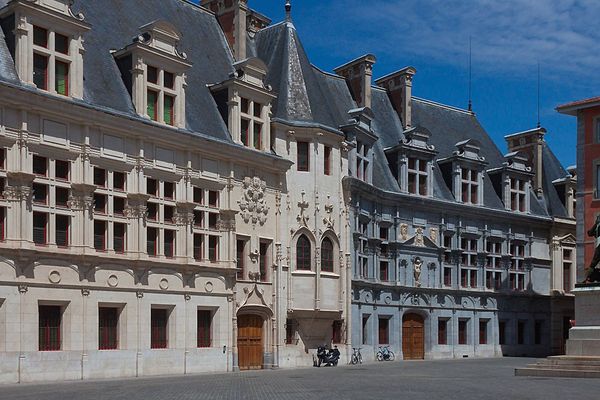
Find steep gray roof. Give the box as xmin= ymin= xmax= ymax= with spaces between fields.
xmin=0 ymin=0 xmax=235 ymax=141
xmin=541 ymin=142 xmax=569 ymax=217
xmin=254 ymin=20 xmax=349 ymax=130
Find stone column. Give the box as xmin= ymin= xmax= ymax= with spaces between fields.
xmin=3 ymin=172 xmax=34 ymax=245
xmin=125 ymin=194 xmax=149 ymax=256
xmin=175 ymin=201 xmax=195 ymax=261
xmin=68 ymin=183 xmax=95 ymax=252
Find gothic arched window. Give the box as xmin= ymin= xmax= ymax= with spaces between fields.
xmin=321 ymin=237 xmax=334 ymax=272
xmin=296 ymin=235 xmax=312 ymax=270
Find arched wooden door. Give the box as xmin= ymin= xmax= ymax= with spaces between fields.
xmin=402 ymin=313 xmax=425 ymax=360
xmin=238 ymin=315 xmax=264 ymax=370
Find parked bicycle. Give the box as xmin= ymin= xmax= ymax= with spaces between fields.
xmin=376 ymin=346 xmax=395 ymax=361
xmin=350 ymin=347 xmax=363 ymax=365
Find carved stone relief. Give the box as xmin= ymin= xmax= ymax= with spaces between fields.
xmin=413 ymin=256 xmax=423 ymax=287
xmin=400 ymin=224 xmax=408 ymax=241
xmin=238 ymin=176 xmax=269 ymax=225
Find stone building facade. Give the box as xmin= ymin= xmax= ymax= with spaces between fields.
xmin=0 ymin=0 xmax=574 ymax=383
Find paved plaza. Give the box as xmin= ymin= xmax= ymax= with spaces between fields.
xmin=1 ymin=358 xmax=599 ymax=400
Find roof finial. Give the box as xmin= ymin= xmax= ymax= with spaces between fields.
xmin=537 ymin=61 xmax=541 ymax=128
xmin=285 ymin=0 xmax=292 ymax=21
xmin=468 ymin=35 xmax=473 ymax=112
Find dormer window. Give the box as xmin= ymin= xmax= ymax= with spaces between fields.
xmin=0 ymin=0 xmax=90 ymax=99
xmin=32 ymin=25 xmax=71 ymax=95
xmin=509 ymin=177 xmax=526 ymax=212
xmin=145 ymin=65 xmax=176 ymax=125
xmin=209 ymin=57 xmax=274 ymax=152
xmin=385 ymin=126 xmax=436 ymax=197
xmin=487 ymin=151 xmax=532 ymax=213
xmin=438 ymin=140 xmax=486 ymax=205
xmin=356 ymin=141 xmax=370 ymax=182
xmin=407 ymin=157 xmax=428 ymax=195
xmin=114 ymin=20 xmax=191 ymax=128
xmin=461 ymin=168 xmax=479 ymax=204
xmin=240 ymin=97 xmax=264 ymax=149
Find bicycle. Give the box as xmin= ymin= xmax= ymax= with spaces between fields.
xmin=376 ymin=346 xmax=395 ymax=361
xmin=350 ymin=347 xmax=363 ymax=365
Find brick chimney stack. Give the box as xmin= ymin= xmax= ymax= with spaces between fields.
xmin=334 ymin=54 xmax=377 ymax=109
xmin=202 ymin=0 xmax=248 ymax=60
xmin=375 ymin=67 xmax=417 ymax=129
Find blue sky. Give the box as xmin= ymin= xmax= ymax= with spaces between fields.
xmin=213 ymin=0 xmax=599 ymax=167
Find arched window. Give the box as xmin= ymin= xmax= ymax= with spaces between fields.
xmin=296 ymin=235 xmax=312 ymax=270
xmin=321 ymin=237 xmax=334 ymax=272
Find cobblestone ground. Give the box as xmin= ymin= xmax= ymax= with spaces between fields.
xmin=2 ymin=358 xmax=599 ymax=400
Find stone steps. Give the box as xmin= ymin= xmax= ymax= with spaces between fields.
xmin=515 ymin=357 xmax=600 ymax=378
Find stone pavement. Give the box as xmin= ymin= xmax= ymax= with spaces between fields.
xmin=2 ymin=358 xmax=599 ymax=400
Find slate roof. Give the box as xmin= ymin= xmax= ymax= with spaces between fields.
xmin=0 ymin=0 xmax=571 ymax=218
xmin=0 ymin=0 xmax=235 ymax=141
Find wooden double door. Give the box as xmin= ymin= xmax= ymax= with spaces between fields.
xmin=237 ymin=315 xmax=264 ymax=370
xmin=402 ymin=313 xmax=424 ymax=360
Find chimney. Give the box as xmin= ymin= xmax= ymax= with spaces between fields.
xmin=504 ymin=127 xmax=546 ymax=197
xmin=202 ymin=0 xmax=248 ymax=60
xmin=334 ymin=54 xmax=377 ymax=109
xmin=375 ymin=67 xmax=416 ymax=129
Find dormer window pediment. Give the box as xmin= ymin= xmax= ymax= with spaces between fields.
xmin=114 ymin=20 xmax=191 ymax=128
xmin=401 ymin=126 xmax=435 ymax=152
xmin=0 ymin=0 xmax=90 ymax=99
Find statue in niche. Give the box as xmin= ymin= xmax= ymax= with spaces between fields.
xmin=413 ymin=257 xmax=423 ymax=287
xmin=585 ymin=216 xmax=600 ymax=283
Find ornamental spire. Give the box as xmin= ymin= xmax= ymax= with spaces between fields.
xmin=285 ymin=0 xmax=292 ymax=21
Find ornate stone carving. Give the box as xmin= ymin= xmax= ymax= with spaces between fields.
xmin=248 ymin=271 xmax=261 ymax=282
xmin=3 ymin=172 xmax=34 ymax=202
xmin=125 ymin=193 xmax=150 ymax=220
xmin=68 ymin=183 xmax=95 ymax=211
xmin=430 ymin=228 xmax=438 ymax=243
xmin=238 ymin=176 xmax=269 ymax=225
xmin=297 ymin=190 xmax=309 ymax=227
xmin=81 ymin=288 xmax=90 ymax=297
xmin=400 ymin=224 xmax=408 ymax=241
xmin=415 ymin=227 xmax=425 ymax=247
xmin=136 ymin=290 xmax=144 ymax=299
xmin=322 ymin=194 xmax=335 ymax=229
xmin=413 ymin=256 xmax=423 ymax=287
xmin=174 ymin=202 xmax=195 ymax=225
xmin=216 ymin=209 xmax=237 ymax=231
xmin=18 ymin=284 xmax=28 ymax=294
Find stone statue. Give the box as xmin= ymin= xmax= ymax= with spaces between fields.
xmin=413 ymin=257 xmax=422 ymax=287
xmin=585 ymin=215 xmax=600 ymax=283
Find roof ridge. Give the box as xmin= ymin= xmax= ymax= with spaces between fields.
xmin=413 ymin=97 xmax=473 ymax=115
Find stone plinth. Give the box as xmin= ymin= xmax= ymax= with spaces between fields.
xmin=566 ymin=284 xmax=600 ymax=356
